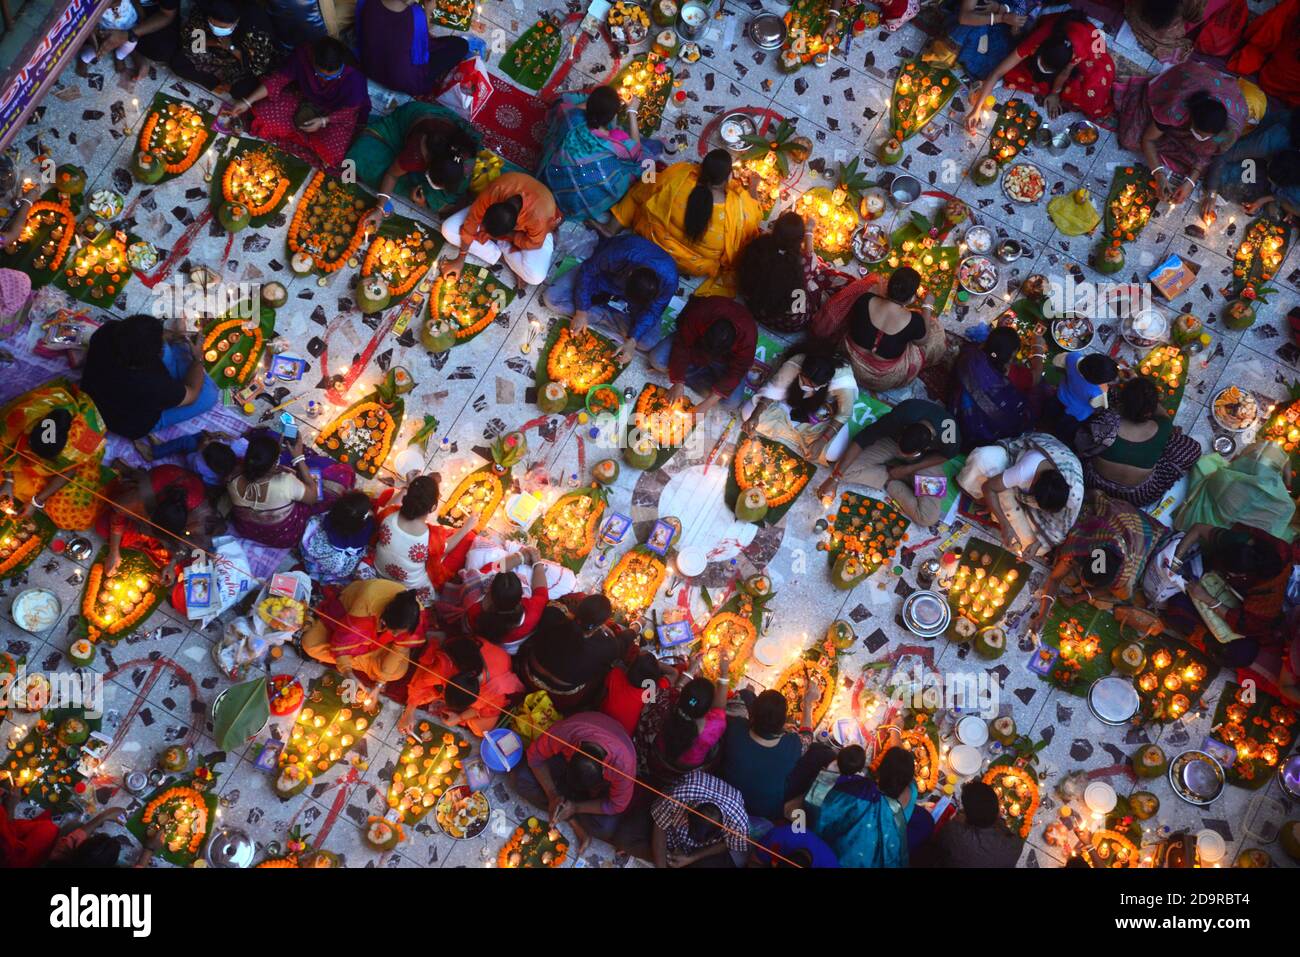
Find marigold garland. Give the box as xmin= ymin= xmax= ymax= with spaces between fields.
xmin=17 ymin=198 xmax=75 ymax=271
xmin=603 ymin=548 xmax=666 ymax=618
xmin=437 ymin=469 xmax=505 ymax=531
xmin=534 ymin=490 xmax=605 ymax=564
xmin=315 ymin=400 xmax=397 ymax=478
xmin=546 ymin=326 xmax=618 ymax=393
xmin=700 ymin=611 xmax=757 ymax=681
xmin=362 ymin=227 xmax=435 ymax=297
xmin=287 ymin=171 xmax=368 ymax=273
xmin=141 ymin=786 xmax=209 ymax=854
xmin=634 ymin=383 xmax=695 ymax=447
xmin=431 ymin=272 xmax=502 ymax=340
xmin=137 ymin=102 xmax=208 ymax=175
xmin=0 ymin=519 xmax=46 ymax=577
xmin=221 ymin=146 xmax=290 ymax=216
xmin=982 ymin=764 xmax=1040 ymax=838
xmin=774 ymin=658 xmax=833 ymax=729
xmin=734 ymin=436 xmax=810 ymax=506
xmin=872 ymin=726 xmax=940 ymax=792
xmin=201 ymin=318 xmax=264 ymax=386
xmin=80 ymin=553 xmax=160 ymax=643
xmin=498 ymin=818 xmax=568 ymax=867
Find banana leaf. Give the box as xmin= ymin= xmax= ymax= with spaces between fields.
xmin=213 ymin=676 xmax=270 ymax=751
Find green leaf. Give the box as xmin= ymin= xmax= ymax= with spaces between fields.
xmin=775 ymin=152 xmax=790 ymax=178
xmin=212 ymin=676 xmax=270 ymax=751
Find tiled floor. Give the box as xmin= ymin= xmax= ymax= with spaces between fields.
xmin=0 ymin=1 xmax=1296 ymax=869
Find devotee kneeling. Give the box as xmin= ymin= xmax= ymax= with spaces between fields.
xmin=649 ymin=770 xmax=750 ymax=868
xmin=301 ymin=579 xmax=425 ymax=684
xmin=439 ymin=171 xmax=561 ymax=286
xmin=648 ymin=295 xmax=757 ymax=413
xmin=913 ymin=780 xmax=1023 ymax=868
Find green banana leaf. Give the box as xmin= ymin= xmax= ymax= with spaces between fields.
xmin=213 ymin=676 xmax=270 ymax=751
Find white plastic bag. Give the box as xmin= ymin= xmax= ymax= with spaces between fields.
xmin=434 ymin=56 xmax=494 ymax=119
xmin=181 ymin=535 xmax=256 ymax=627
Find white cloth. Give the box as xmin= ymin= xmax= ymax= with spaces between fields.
xmin=373 ymin=512 xmax=435 ymax=599
xmin=439 ymin=207 xmax=556 ymax=286
xmin=1001 ymin=450 xmax=1046 ymax=490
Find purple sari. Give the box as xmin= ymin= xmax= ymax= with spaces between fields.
xmin=951 ymin=343 xmax=1031 ymax=448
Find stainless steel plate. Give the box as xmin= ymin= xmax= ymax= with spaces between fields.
xmin=1169 ymin=750 xmax=1226 ymax=806
xmin=902 ymin=590 xmax=951 ymax=637
xmin=1087 ymin=675 xmax=1140 ymax=726
xmin=1280 ymin=752 xmax=1300 ymax=799
xmin=747 ymin=13 xmax=786 ymax=50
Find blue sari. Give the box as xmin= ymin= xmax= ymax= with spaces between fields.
xmin=814 ymin=779 xmax=920 ymax=868
xmin=538 ymin=93 xmax=654 ymax=221
xmin=949 ymin=0 xmax=1040 ymax=79
xmin=952 ymin=343 xmax=1031 ymax=448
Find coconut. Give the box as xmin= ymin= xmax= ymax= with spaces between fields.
xmin=158 ymin=746 xmax=191 ymax=773
xmin=950 ymin=617 xmax=978 ymax=643
xmin=290 ymin=251 xmax=315 ymax=276
xmin=831 ymin=552 xmax=867 ymax=590
xmin=1132 ymin=744 xmax=1168 ymax=779
xmin=735 ymin=486 xmax=769 ymax=523
xmin=539 ymin=381 xmax=569 ymax=414
xmin=67 ymin=639 xmax=95 ymax=667
xmin=741 ymin=574 xmax=773 ymax=599
xmin=1223 ymin=298 xmax=1256 ymax=331
xmin=623 ymin=437 xmax=658 ymax=470
xmin=55 ymin=164 xmax=85 ymax=196
xmin=652 ymin=0 xmax=678 ymax=26
xmin=652 ymin=28 xmax=678 ymax=56
xmin=943 ymin=199 xmax=969 ymax=230
xmin=825 ymin=620 xmax=853 ymax=646
xmin=132 ymin=151 xmax=166 ymax=184
xmin=1110 ymin=641 xmax=1146 ymax=676
xmin=275 ymin=765 xmax=311 ymax=798
xmin=218 ymin=201 xmax=250 ymax=232
xmin=1129 ymin=791 xmax=1159 ymax=820
xmin=1094 ymin=243 xmax=1125 ymax=275
xmin=592 ymin=458 xmax=620 ymax=485
xmin=974 ymin=626 xmax=1006 ymax=659
xmin=990 ymin=715 xmax=1017 ymax=745
xmin=56 ymin=717 xmax=89 ymax=747
xmin=421 ymin=318 xmax=458 ymax=353
xmin=971 ymin=157 xmax=1000 ymax=186
xmin=365 ymin=819 xmax=401 ymax=851
xmin=357 ymin=276 xmax=392 ymax=314
xmin=1171 ymin=312 xmax=1203 ymax=345
xmin=260 ymin=281 xmax=288 ymax=310
xmin=1234 ymin=848 xmax=1273 ymax=868
xmin=878 ymin=138 xmax=904 ymax=166
xmin=1282 ymin=821 xmax=1300 ymax=863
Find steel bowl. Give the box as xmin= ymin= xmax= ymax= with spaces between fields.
xmin=1069 ymin=120 xmax=1100 ymax=147
xmin=1087 ymin=675 xmax=1139 ymax=726
xmin=10 ymin=587 xmax=62 ymax=634
xmin=748 ymin=13 xmax=786 ymax=50
xmin=717 ymin=112 xmax=757 ymax=153
xmin=889 ymin=174 xmax=922 ymax=208
xmin=963 ymin=225 xmax=994 ymax=255
xmin=66 ymin=536 xmax=93 ymax=562
xmin=205 ymin=826 xmax=256 ymax=868
xmin=902 ymin=590 xmax=951 ymax=638
xmin=996 ymin=238 xmax=1025 ymax=263
xmin=1213 ymin=434 xmax=1237 ymax=456
xmin=1280 ymin=752 xmax=1300 ymax=799
xmin=1169 ymin=749 xmax=1226 ymax=806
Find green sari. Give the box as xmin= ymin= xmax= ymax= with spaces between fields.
xmin=345 ymin=102 xmax=481 ymax=214
xmin=1173 ymin=442 xmax=1295 ymax=541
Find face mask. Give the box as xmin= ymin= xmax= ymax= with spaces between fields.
xmin=1191 ymin=128 xmax=1212 ymax=142
xmin=208 ymin=21 xmax=236 ymax=37
xmin=315 ymin=66 xmax=345 ymax=81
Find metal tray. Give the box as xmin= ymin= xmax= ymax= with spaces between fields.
xmin=1169 ymin=749 xmax=1226 ymax=806
xmin=1087 ymin=675 xmax=1140 ymax=726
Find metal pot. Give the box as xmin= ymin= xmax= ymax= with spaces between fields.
xmin=889 ymin=174 xmax=922 ymax=208
xmin=747 ymin=13 xmax=786 ymax=50
xmin=677 ymin=0 xmax=709 ymax=39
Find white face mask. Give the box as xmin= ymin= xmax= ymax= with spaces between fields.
xmin=1036 ymin=56 xmax=1051 ymax=74
xmin=208 ymin=21 xmax=236 ymax=37
xmin=1190 ymin=128 xmax=1213 ymax=142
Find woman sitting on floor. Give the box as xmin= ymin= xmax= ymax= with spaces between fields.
xmin=169 ymin=0 xmax=277 ymax=99
xmin=1074 ymin=375 xmax=1201 ymax=507
xmin=539 ymin=86 xmax=658 ymax=223
xmin=609 ymin=149 xmax=763 ymax=297
xmin=227 ymin=36 xmax=371 ymax=171
xmin=227 ymin=433 xmax=352 ymax=547
xmin=0 ymin=378 xmax=107 ymax=530
xmin=373 ymin=474 xmax=477 ymax=603
xmin=634 ymin=662 xmax=729 ymax=788
xmin=1174 ymin=440 xmax=1295 ymax=541
xmin=97 ymin=462 xmax=214 ymax=588
xmin=738 ymin=212 xmax=844 ymax=335
xmin=740 ymin=345 xmax=858 ymax=465
xmin=949 ymin=326 xmax=1044 ymax=449
xmin=399 ymin=635 xmax=523 ymax=735
xmin=349 ymin=102 xmax=479 ymax=217
xmin=813 ymin=745 xmax=932 ymax=868
xmin=948 ymin=0 xmax=1039 ymax=81
xmin=810 ymin=266 xmax=945 ymax=393
xmin=353 ymin=0 xmax=469 ymax=97
xmin=301 ymin=579 xmax=425 ymax=684
xmin=299 ymin=491 xmax=375 ymax=585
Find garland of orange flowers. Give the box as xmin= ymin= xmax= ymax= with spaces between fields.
xmin=255 ymin=857 xmax=298 ymax=868
xmin=287 ymin=171 xmax=367 ymax=273
xmin=700 ymin=611 xmax=757 ymax=680
xmin=982 ymin=764 xmax=1040 ymax=838
xmin=603 ymin=548 xmax=666 ymax=618
xmin=20 ymin=198 xmax=75 ymax=271
xmin=546 ymin=325 xmax=618 ymax=392
xmin=141 ymin=786 xmax=209 ymax=854
xmin=361 ymin=229 xmax=433 ymax=297
xmin=534 ymin=490 xmax=605 ymax=563
xmin=221 ymin=148 xmax=290 ymax=216
xmin=634 ymin=383 xmax=694 ymax=447
xmin=498 ymin=819 xmax=568 ymax=868
xmin=137 ymin=103 xmax=208 ymax=175
xmin=81 ymin=558 xmax=159 ymax=643
xmin=315 ymin=400 xmax=397 ymax=476
xmin=0 ymin=528 xmax=44 ymax=577
xmin=435 ymin=469 xmax=504 ymax=532
xmin=431 ymin=274 xmax=502 ymax=340
xmin=202 ymin=318 xmax=264 ymax=385
xmin=734 ymin=437 xmax=810 ymax=506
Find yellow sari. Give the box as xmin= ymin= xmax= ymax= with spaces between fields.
xmin=611 ymin=161 xmax=762 ymax=297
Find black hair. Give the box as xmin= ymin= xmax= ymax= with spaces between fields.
xmin=1080 ymin=542 xmax=1122 ymax=588
xmin=1035 ymin=11 xmax=1090 ymax=76
xmin=737 ymin=230 xmax=806 ymax=321
xmin=49 ymin=833 xmax=121 ymax=868
xmin=399 ymin=475 xmax=439 ymax=519
xmin=961 ymin=780 xmax=1001 ymax=828
xmin=241 ymin=433 xmax=281 ymax=482
xmin=444 ymin=674 xmax=479 ymax=712
xmin=1119 ymin=376 xmax=1160 ymax=422
xmin=585 ymin=85 xmax=621 ymax=129
xmin=836 ymin=744 xmax=867 ymax=776
xmin=772 ymin=211 xmax=804 ymax=249
xmin=1140 ymin=0 xmax=1182 ymax=28
xmin=311 ymin=35 xmax=352 ymax=73
xmin=1269 ymin=150 xmax=1300 ymax=189
xmin=561 ymin=745 xmax=608 ymax=800
xmin=576 ymin=594 xmax=612 ymax=631
xmin=1029 ymin=469 xmax=1069 ymax=512
xmin=325 ymin=490 xmax=372 ymax=539
xmin=886 ymin=266 xmax=922 ymax=304
xmin=684 ymin=149 xmax=732 ymax=241
xmin=379 ymin=589 xmax=422 ymax=634
xmin=626 ymin=651 xmax=661 ymax=689
xmin=149 ymin=484 xmax=191 ymax=542
xmin=201 ymin=441 xmax=237 ymax=480
xmin=750 ymin=689 xmax=788 ymax=737
xmin=27 ymin=408 xmax=72 ymax=460
xmin=875 ymin=746 xmax=916 ymax=800
xmin=1209 ymin=530 xmax=1284 ymax=580
xmin=898 ymin=421 xmax=934 ymax=456
xmin=1188 ymin=91 xmax=1228 ymax=137
xmin=427 ymin=157 xmax=466 ymax=191
xmin=205 ymin=0 xmax=241 ymax=25
xmin=444 ymin=636 xmax=486 ymax=675
xmin=660 ymin=677 xmax=715 ymax=761
xmin=1077 ymin=353 xmax=1119 ymax=385
xmin=113 ymin=314 xmax=165 ymax=369
xmin=479 ymin=572 xmax=524 ymax=642
xmin=984 ymin=327 xmax=1021 ymax=370
xmin=482 ymin=200 xmax=520 ymax=238
xmin=625 ymin=267 xmax=662 ymax=311
xmin=701 ymin=317 xmax=737 ymax=353
xmin=784 ymin=349 xmax=844 ymax=424
xmin=685 ymin=801 xmax=724 ymax=845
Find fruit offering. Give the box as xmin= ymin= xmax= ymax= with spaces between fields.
xmin=0 ymin=512 xmax=55 ymax=580
xmin=315 ymin=367 xmax=413 ymax=479
xmin=2 ymin=710 xmax=100 ymax=810
xmin=603 ymin=546 xmax=667 ymax=620
xmin=613 ymin=54 xmax=674 ymax=134
xmin=540 ymin=323 xmax=624 ymax=409
xmin=1134 ymin=640 xmax=1213 ymax=722
xmin=822 ymin=492 xmax=910 ymax=576
xmin=136 ymin=98 xmax=209 ymax=178
xmin=607 ymin=1 xmax=649 ymax=43
xmin=287 ymin=171 xmax=369 ymax=273
xmin=499 ymin=817 xmax=568 ymax=867
xmin=257 ymin=594 xmax=307 ymax=633
xmin=388 ymin=723 xmax=471 ymax=824
xmin=60 ymin=226 xmax=130 ymax=303
xmin=531 ymin=487 xmax=607 ymax=570
xmin=733 ymin=436 xmax=812 ymax=510
xmin=983 ymin=763 xmax=1040 ymax=838
xmin=361 ymin=223 xmax=436 ymax=298
xmin=435 ymin=786 xmax=491 ymax=839
xmin=78 ymin=548 xmax=163 ymax=643
xmin=780 ymin=0 xmax=862 ymax=72
xmin=1137 ymin=344 xmax=1186 ymax=416
xmin=1230 ymin=216 xmax=1288 ymax=302
xmin=430 ymin=0 xmax=474 ymax=30
xmin=1211 ymin=683 xmax=1296 ymax=789
xmin=502 ymin=14 xmax=565 ymax=90
xmin=278 ymin=672 xmax=381 ymax=796
xmin=428 ymin=264 xmax=513 ymax=344
xmin=889 ymin=59 xmax=957 ymax=140
xmin=438 ymin=466 xmax=506 ymax=532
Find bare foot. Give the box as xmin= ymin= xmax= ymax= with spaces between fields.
xmin=133 ymin=439 xmax=154 ymax=462
xmin=131 ymin=55 xmax=149 ymax=82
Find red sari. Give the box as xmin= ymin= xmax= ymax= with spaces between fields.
xmin=249 ymin=47 xmax=372 ymax=170
xmin=1003 ymin=13 xmax=1115 ymax=122
xmin=94 ymin=465 xmax=206 ymax=567
xmin=405 ymin=637 xmax=523 ymax=736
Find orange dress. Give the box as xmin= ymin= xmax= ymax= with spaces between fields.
xmin=406 ymin=637 xmax=523 ymax=736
